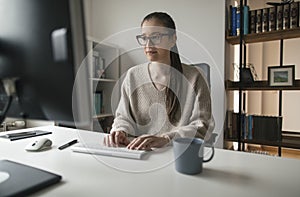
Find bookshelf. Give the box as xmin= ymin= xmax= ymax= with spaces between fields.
xmin=226 ymin=27 xmax=300 ymax=44
xmin=225 ymin=0 xmax=300 ymax=156
xmin=226 ymin=80 xmax=300 ymax=90
xmin=86 ymin=36 xmax=120 ymax=132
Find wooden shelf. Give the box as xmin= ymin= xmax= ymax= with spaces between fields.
xmin=226 ymin=27 xmax=300 ymax=45
xmin=225 ymin=135 xmax=300 ymax=149
xmin=225 ymin=80 xmax=300 ymax=90
xmin=225 ymin=138 xmax=280 ymax=146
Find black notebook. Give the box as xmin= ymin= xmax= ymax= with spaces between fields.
xmin=0 ymin=160 xmax=62 ymax=197
xmin=0 ymin=130 xmax=52 ymax=141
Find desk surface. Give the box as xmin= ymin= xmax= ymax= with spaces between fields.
xmin=1 ymin=126 xmax=300 ymax=197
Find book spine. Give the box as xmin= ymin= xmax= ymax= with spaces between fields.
xmin=245 ymin=114 xmax=248 ymax=139
xmin=94 ymin=91 xmax=103 ymax=115
xmin=277 ymin=117 xmax=283 ymax=141
xmin=241 ymin=113 xmax=246 ymax=139
xmin=248 ymin=115 xmax=253 ymax=140
xmin=251 ymin=115 xmax=282 ymax=141
xmin=232 ymin=113 xmax=238 ymax=139
xmin=228 ymin=5 xmax=232 ymax=37
xmin=236 ymin=6 xmax=241 ymax=36
xmin=226 ymin=110 xmax=233 ymax=139
xmin=231 ymin=6 xmax=237 ymax=36
xmin=244 ymin=5 xmax=249 ymax=35
xmin=276 ymin=5 xmax=283 ymax=30
xmin=283 ymin=3 xmax=290 ymax=30
xmin=256 ymin=9 xmax=263 ymax=33
xmin=262 ymin=8 xmax=269 ymax=32
xmin=94 ymin=93 xmax=99 ymax=115
xmin=290 ymin=2 xmax=299 ymax=29
xmin=250 ymin=10 xmax=257 ymax=34
xmin=269 ymin=6 xmax=277 ymax=31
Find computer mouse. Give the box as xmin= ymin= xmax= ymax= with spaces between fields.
xmin=25 ymin=138 xmax=52 ymax=151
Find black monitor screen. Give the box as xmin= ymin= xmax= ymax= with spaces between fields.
xmin=0 ymin=0 xmax=91 ymax=128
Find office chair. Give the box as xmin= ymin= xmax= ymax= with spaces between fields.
xmin=192 ymin=63 xmax=211 ymax=88
xmin=191 ymin=63 xmax=217 ymax=146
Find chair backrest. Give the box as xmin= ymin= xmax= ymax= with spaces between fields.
xmin=192 ymin=63 xmax=210 ymax=88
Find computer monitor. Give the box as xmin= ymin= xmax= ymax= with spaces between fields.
xmin=0 ymin=0 xmax=91 ymax=129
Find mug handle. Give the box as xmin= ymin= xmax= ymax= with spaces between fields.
xmin=203 ymin=146 xmax=214 ymax=163
xmin=203 ymin=133 xmax=217 ymax=162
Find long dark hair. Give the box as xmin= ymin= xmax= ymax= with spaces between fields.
xmin=141 ymin=12 xmax=182 ymax=124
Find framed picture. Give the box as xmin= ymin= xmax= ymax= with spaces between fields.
xmin=268 ymin=65 xmax=295 ymax=86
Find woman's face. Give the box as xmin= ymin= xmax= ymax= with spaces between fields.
xmin=140 ymin=19 xmax=176 ymax=64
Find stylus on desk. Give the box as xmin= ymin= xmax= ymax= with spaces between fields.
xmin=58 ymin=139 xmax=78 ymax=150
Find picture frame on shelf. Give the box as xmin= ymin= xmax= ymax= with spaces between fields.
xmin=268 ymin=65 xmax=295 ymax=86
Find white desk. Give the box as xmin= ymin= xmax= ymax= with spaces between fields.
xmin=1 ymin=126 xmax=300 ymax=197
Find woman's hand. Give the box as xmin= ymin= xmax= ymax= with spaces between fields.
xmin=104 ymin=131 xmax=130 ymax=147
xmin=127 ymin=134 xmax=170 ymax=150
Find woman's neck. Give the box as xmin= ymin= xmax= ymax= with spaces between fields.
xmin=149 ymin=61 xmax=170 ymax=76
xmin=148 ymin=62 xmax=170 ymax=91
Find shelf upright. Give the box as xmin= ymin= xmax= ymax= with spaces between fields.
xmin=237 ymin=0 xmax=245 ymax=151
xmin=277 ymin=38 xmax=284 ymax=156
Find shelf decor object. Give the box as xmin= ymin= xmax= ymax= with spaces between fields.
xmin=268 ymin=65 xmax=295 ymax=86
xmin=241 ymin=67 xmax=255 ymax=83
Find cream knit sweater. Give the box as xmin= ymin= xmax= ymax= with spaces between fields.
xmin=111 ymin=63 xmax=214 ymax=140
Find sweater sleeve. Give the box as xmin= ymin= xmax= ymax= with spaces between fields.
xmin=162 ymin=73 xmax=215 ymax=141
xmin=111 ymin=73 xmax=136 ymax=136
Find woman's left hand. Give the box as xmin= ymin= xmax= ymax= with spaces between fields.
xmin=127 ymin=134 xmax=170 ymax=150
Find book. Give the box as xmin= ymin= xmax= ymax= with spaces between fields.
xmin=283 ymin=3 xmax=290 ymax=29
xmin=250 ymin=10 xmax=257 ymax=34
xmin=229 ymin=4 xmax=248 ymax=36
xmin=262 ymin=8 xmax=269 ymax=32
xmin=248 ymin=115 xmax=253 ymax=140
xmin=243 ymin=5 xmax=250 ymax=35
xmin=231 ymin=6 xmax=237 ymax=36
xmin=236 ymin=5 xmax=241 ymax=36
xmin=290 ymin=2 xmax=299 ymax=28
xmin=276 ymin=5 xmax=283 ymax=30
xmin=241 ymin=113 xmax=247 ymax=139
xmin=228 ymin=113 xmax=282 ymax=142
xmin=227 ymin=5 xmax=232 ymax=36
xmin=226 ymin=110 xmax=233 ymax=139
xmin=94 ymin=91 xmax=103 ymax=115
xmin=0 ymin=130 xmax=52 ymax=141
xmin=252 ymin=115 xmax=282 ymax=141
xmin=269 ymin=6 xmax=277 ymax=31
xmin=256 ymin=9 xmax=263 ymax=33
xmin=231 ymin=112 xmax=239 ymax=139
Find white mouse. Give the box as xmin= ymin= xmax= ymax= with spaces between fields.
xmin=25 ymin=138 xmax=52 ymax=151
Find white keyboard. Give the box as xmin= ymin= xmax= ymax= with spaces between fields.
xmin=71 ymin=143 xmax=147 ymax=159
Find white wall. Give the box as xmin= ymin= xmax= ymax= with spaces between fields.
xmin=84 ymin=0 xmax=225 ymax=147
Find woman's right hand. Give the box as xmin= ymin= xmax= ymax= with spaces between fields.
xmin=104 ymin=131 xmax=130 ymax=147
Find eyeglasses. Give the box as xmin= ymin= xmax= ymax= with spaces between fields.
xmin=136 ymin=33 xmax=171 ymax=46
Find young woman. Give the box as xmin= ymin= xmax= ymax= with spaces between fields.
xmin=104 ymin=12 xmax=214 ymax=150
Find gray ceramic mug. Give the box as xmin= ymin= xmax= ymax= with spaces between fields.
xmin=173 ymin=138 xmax=214 ymax=175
